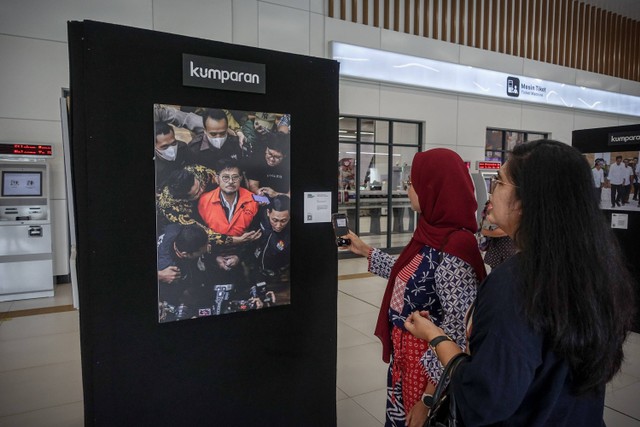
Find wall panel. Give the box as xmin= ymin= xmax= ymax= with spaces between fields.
xmin=328 ymin=0 xmax=640 ymax=82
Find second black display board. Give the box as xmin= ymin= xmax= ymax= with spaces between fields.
xmin=573 ymin=123 xmax=640 ymax=332
xmin=68 ymin=20 xmax=339 ymax=425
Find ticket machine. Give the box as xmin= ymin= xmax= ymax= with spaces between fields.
xmin=470 ymin=161 xmax=501 ymax=224
xmin=0 ymin=143 xmax=54 ymax=301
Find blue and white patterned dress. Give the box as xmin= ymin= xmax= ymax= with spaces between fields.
xmin=369 ymin=245 xmax=478 ymax=427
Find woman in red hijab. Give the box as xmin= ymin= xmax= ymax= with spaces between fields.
xmin=343 ymin=148 xmax=486 ymax=427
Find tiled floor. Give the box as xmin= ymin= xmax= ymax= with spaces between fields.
xmin=1 ymin=262 xmax=639 ymax=426
xmin=0 ymin=284 xmax=83 ymax=426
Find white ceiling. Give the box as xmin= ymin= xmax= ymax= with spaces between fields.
xmin=581 ymin=0 xmax=640 ymax=21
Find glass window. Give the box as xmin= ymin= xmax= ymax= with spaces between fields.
xmin=527 ymin=133 xmax=546 ymax=141
xmin=485 ymin=128 xmax=549 ymax=163
xmin=506 ymin=131 xmax=525 ymax=150
xmin=339 ymin=117 xmax=357 ymax=142
xmin=338 ymin=116 xmax=422 ymax=253
xmin=393 ymin=122 xmax=420 ymax=145
xmin=485 ymin=130 xmax=503 ymax=151
xmin=361 ymin=119 xmax=389 ymax=143
xmin=338 ymin=143 xmax=357 ymax=190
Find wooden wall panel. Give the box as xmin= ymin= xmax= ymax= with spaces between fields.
xmin=452 ymin=0 xmax=458 ymax=43
xmin=424 ymin=0 xmax=430 ymax=37
xmin=394 ymin=0 xmax=400 ymax=31
xmin=594 ymin=5 xmax=601 ymax=73
xmin=468 ymin=0 xmax=475 ymax=46
xmin=628 ymin=17 xmax=633 ymax=79
xmin=383 ymin=0 xmax=389 ymax=29
xmin=606 ymin=12 xmax=613 ymax=76
xmin=374 ymin=0 xmax=380 ymax=27
xmin=405 ymin=0 xmax=410 ymax=32
xmin=622 ymin=16 xmax=630 ymax=78
xmin=587 ymin=5 xmax=595 ymax=72
xmin=459 ymin=0 xmax=465 ymax=43
xmin=526 ymin=0 xmax=534 ymax=59
xmin=576 ymin=2 xmax=584 ymax=69
xmin=473 ymin=0 xmax=483 ymax=48
xmin=434 ymin=0 xmax=440 ymax=39
xmin=533 ymin=0 xmax=540 ymax=60
xmin=363 ymin=0 xmax=369 ymax=25
xmin=483 ymin=0 xmax=490 ymax=49
xmin=570 ymin=1 xmax=576 ymax=68
xmin=328 ymin=0 xmax=639 ymax=82
xmin=552 ymin=0 xmax=559 ymax=63
xmin=490 ymin=0 xmax=497 ymax=51
xmin=542 ymin=0 xmax=550 ymax=63
xmin=637 ymin=21 xmax=640 ymax=81
xmin=515 ymin=0 xmax=522 ymax=56
xmin=506 ymin=0 xmax=513 ymax=54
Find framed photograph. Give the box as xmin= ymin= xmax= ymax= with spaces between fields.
xmin=154 ymin=105 xmax=291 ymax=322
xmin=583 ymin=151 xmax=639 ymax=211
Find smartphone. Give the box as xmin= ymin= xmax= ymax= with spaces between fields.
xmin=332 ymin=213 xmax=351 ymax=246
xmin=252 ymin=194 xmax=270 ymax=204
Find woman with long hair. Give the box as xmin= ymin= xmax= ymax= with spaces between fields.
xmin=405 ymin=139 xmax=636 ymax=425
xmin=343 ymin=148 xmax=486 ymax=427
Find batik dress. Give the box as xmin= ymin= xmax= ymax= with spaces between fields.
xmin=369 ymin=245 xmax=478 ymax=427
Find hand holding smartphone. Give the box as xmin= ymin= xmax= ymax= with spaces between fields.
xmin=332 ymin=213 xmax=351 ymax=247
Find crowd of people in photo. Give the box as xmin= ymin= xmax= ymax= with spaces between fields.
xmin=154 ymin=105 xmax=291 ymax=322
xmin=592 ymin=155 xmax=640 ymax=209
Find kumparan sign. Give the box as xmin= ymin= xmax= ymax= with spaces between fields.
xmin=608 ymin=131 xmax=640 ymax=146
xmin=183 ymin=54 xmax=266 ymax=94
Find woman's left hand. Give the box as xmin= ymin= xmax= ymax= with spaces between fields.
xmin=406 ymin=400 xmax=429 ymax=427
xmin=404 ymin=311 xmax=444 ymax=342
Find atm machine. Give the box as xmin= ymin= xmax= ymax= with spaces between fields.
xmin=470 ymin=161 xmax=501 ymax=224
xmin=0 ymin=143 xmax=55 ymax=301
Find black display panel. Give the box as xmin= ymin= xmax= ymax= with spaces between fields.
xmin=573 ymin=124 xmax=640 ymax=332
xmin=69 ymin=20 xmax=339 ymax=425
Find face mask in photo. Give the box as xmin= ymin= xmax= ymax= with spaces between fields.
xmin=156 ymin=144 xmax=177 ymax=161
xmin=207 ymin=134 xmax=227 ymax=149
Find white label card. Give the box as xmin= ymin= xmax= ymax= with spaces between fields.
xmin=611 ymin=213 xmax=628 ymax=229
xmin=304 ymin=192 xmax=332 ymax=223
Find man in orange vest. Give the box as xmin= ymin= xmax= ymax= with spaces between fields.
xmin=198 ymin=158 xmax=262 ymax=309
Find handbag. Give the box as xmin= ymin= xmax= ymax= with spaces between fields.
xmin=424 ymin=352 xmax=470 ymax=427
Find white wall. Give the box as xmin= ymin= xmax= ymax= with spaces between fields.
xmin=1 ymin=0 xmax=639 ymax=274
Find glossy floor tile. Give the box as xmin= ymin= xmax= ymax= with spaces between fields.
xmin=0 ymin=284 xmax=82 ymax=426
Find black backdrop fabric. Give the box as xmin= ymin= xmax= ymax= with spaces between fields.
xmin=572 ymin=123 xmax=640 ymax=332
xmin=68 ymin=21 xmax=339 ymax=425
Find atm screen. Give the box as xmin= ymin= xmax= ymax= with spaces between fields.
xmin=484 ymin=177 xmax=492 ymax=194
xmin=1 ymin=171 xmax=43 ymax=197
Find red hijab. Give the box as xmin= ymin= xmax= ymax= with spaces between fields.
xmin=374 ymin=148 xmax=487 ymax=362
